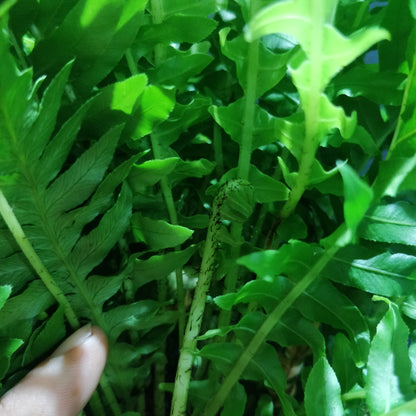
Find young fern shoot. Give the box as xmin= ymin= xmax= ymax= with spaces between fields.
xmin=170 ymin=180 xmax=254 ymax=416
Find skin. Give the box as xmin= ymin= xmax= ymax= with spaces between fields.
xmin=0 ymin=325 xmax=108 ymax=416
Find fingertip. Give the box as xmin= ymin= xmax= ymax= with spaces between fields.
xmin=0 ymin=324 xmax=109 ymax=416
xmin=61 ymin=325 xmax=108 ymax=411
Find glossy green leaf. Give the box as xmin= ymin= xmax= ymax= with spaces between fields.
xmin=209 ymin=99 xmax=280 ymax=150
xmin=22 ymin=307 xmax=65 ymax=365
xmin=235 ymin=310 xmax=325 ymax=360
xmin=99 ymin=74 xmax=148 ymax=115
xmin=220 ymin=29 xmax=291 ymax=98
xmin=237 ymin=240 xmax=318 ymax=280
xmin=359 ymin=201 xmax=416 ymax=246
xmin=162 ymin=0 xmax=216 ymax=18
xmin=150 ymin=42 xmax=213 ymax=88
xmin=324 ymin=247 xmax=416 ymax=296
xmin=131 ymin=245 xmax=197 ymax=290
xmin=200 ymin=341 xmax=287 ymax=393
xmin=0 ymin=285 xmax=11 ymax=310
xmin=85 ymin=274 xmax=124 ymax=312
xmin=0 ymin=281 xmax=54 ymax=327
xmin=254 ymin=395 xmax=274 ymax=416
xmin=222 ymin=382 xmax=246 ymax=416
xmin=140 ymin=15 xmax=217 ymax=45
xmin=128 ymin=158 xmax=179 ymax=190
xmin=35 ymin=101 xmax=92 ymax=189
xmin=103 ymin=300 xmax=161 ymax=339
xmin=169 ymin=158 xmax=215 ymax=187
xmin=215 ymin=279 xmax=283 ymax=312
xmin=71 ymin=184 xmax=132 ymax=278
xmin=329 ymin=65 xmax=406 ymax=106
xmin=304 ymin=356 xmax=343 ymax=416
xmin=24 ymin=61 xmax=72 ymax=161
xmin=85 ymin=74 xmax=148 ymax=136
xmin=331 ymin=333 xmax=360 ymax=393
xmin=308 ymin=94 xmax=357 ymax=145
xmin=246 ymin=0 xmax=389 ymax=92
xmin=131 ymin=213 xmax=193 ymax=249
xmin=338 ymin=163 xmax=373 ymax=235
xmin=277 ymin=214 xmax=308 ymax=241
xmin=133 ymin=85 xmax=176 ymax=138
xmin=45 ymin=125 xmax=122 ymax=217
xmin=0 ymin=337 xmax=23 ymax=380
xmin=155 ymin=95 xmax=211 ymax=147
xmin=378 ymin=0 xmax=415 ymax=72
xmin=249 ymin=165 xmax=289 ymax=203
xmin=296 ymin=279 xmax=370 ymax=365
xmin=32 ymin=0 xmax=147 ymax=94
xmin=366 ymin=297 xmax=413 ymax=415
xmin=373 ymin=155 xmax=416 ymax=199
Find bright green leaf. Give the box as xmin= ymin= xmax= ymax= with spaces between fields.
xmin=329 ymin=65 xmax=406 ymax=106
xmin=71 ymin=183 xmax=132 ymax=278
xmin=46 ymin=125 xmax=123 ymax=217
xmin=366 ymin=297 xmax=412 ymax=415
xmin=246 ymin=0 xmax=389 ymax=91
xmin=331 ymin=333 xmax=360 ymax=393
xmin=338 ymin=163 xmax=373 ymax=234
xmin=131 ymin=245 xmax=197 ymax=290
xmin=128 ymin=158 xmax=179 ymax=191
xmin=133 ymin=85 xmax=175 ymax=138
xmin=0 ymin=337 xmax=23 ymax=380
xmin=22 ymin=307 xmax=65 ymax=365
xmin=169 ymin=158 xmax=215 ymax=187
xmin=0 ymin=281 xmax=54 ymax=327
xmin=140 ymin=15 xmax=217 ymax=45
xmin=0 ymin=286 xmax=11 ymax=310
xmin=324 ymin=247 xmax=416 ymax=297
xmin=304 ymin=356 xmax=343 ymax=416
xmin=220 ymin=29 xmax=291 ymax=98
xmin=360 ymin=201 xmax=416 ymax=246
xmin=32 ymin=0 xmax=147 ymax=94
xmin=222 ymin=382 xmax=246 ymax=416
xmin=131 ymin=213 xmax=193 ymax=249
xmin=162 ymin=0 xmax=216 ymax=18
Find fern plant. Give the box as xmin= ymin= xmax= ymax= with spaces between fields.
xmin=1 ymin=0 xmax=416 ymax=415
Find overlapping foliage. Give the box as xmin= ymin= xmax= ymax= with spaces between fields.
xmin=1 ymin=0 xmax=416 ymax=415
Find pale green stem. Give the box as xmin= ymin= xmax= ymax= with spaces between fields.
xmin=151 ymin=0 xmax=167 ymax=65
xmin=213 ymin=122 xmax=224 ymax=176
xmin=150 ymin=0 xmax=185 ymax=347
xmin=352 ymin=0 xmax=371 ymax=31
xmin=218 ymin=38 xmax=259 ymax=329
xmin=341 ymin=389 xmax=366 ymax=402
xmin=387 ymin=51 xmax=416 ymax=157
xmin=0 ymin=190 xmax=80 ymax=329
xmin=126 ymin=48 xmax=139 ymax=75
xmin=149 ymin=3 xmax=184 ymax=414
xmin=279 ymin=0 xmax=324 ymax=221
xmin=170 ymin=184 xmax=231 ymax=416
xmin=88 ymin=391 xmax=106 ymax=415
xmin=99 ymin=373 xmax=122 ymax=416
xmin=279 ymin=127 xmax=318 ymax=220
xmin=237 ymin=38 xmax=259 ymax=180
xmin=203 ymin=229 xmax=347 ymax=416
